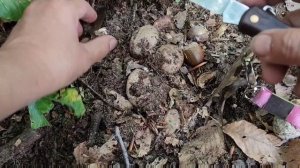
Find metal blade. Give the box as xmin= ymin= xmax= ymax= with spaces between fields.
xmin=190 ymin=0 xmax=249 ymax=25
xmin=223 ymin=0 xmax=249 ymax=24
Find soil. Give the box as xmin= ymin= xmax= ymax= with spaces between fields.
xmin=0 ymin=0 xmax=288 ymax=167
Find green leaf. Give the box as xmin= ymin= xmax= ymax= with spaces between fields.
xmin=58 ymin=88 xmax=86 ymax=118
xmin=0 ymin=0 xmax=31 ymax=22
xmin=28 ymin=97 xmax=54 ymax=129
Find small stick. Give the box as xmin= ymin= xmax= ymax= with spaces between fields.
xmin=115 ymin=126 xmax=130 ymax=168
xmin=189 ymin=62 xmax=207 ymax=72
xmin=78 ymin=79 xmax=122 ymax=111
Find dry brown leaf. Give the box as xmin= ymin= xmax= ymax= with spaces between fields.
xmin=179 ymin=120 xmax=226 ymax=166
xmin=196 ymin=71 xmax=216 ymax=88
xmin=132 ymin=128 xmax=154 ymax=158
xmin=164 ymin=109 xmax=180 ymax=135
xmin=73 ymin=137 xmax=118 ymax=164
xmin=106 ymin=89 xmax=133 ymax=111
xmin=223 ymin=120 xmax=282 ymax=164
xmin=281 ymin=139 xmax=300 ymax=167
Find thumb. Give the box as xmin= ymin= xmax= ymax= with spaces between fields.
xmin=83 ymin=35 xmax=118 ymax=63
xmin=250 ymin=28 xmax=300 ymax=66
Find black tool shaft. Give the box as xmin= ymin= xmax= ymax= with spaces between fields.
xmin=238 ymin=7 xmax=289 ymax=36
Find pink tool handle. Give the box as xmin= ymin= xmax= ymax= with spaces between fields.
xmin=252 ymin=87 xmax=300 ymax=129
xmin=251 ymin=87 xmax=272 ymax=108
xmin=286 ymin=106 xmax=300 ymax=129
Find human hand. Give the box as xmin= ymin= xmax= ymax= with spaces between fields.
xmin=240 ymin=0 xmax=300 ymax=95
xmin=0 ymin=0 xmax=117 ymax=118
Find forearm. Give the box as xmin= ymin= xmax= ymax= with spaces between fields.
xmin=0 ymin=47 xmax=53 ymax=120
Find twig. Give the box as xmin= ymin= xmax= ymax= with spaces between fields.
xmin=0 ymin=128 xmax=46 ymax=166
xmin=78 ymin=79 xmax=123 ymax=111
xmin=115 ymin=126 xmax=130 ymax=168
xmin=88 ymin=107 xmax=103 ymax=145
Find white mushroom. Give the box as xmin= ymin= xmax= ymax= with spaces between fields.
xmin=157 ymin=44 xmax=184 ymax=74
xmin=130 ymin=25 xmax=159 ymax=58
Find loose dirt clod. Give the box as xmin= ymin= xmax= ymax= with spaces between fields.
xmin=179 ymin=120 xmax=226 ymax=166
xmin=130 ymin=25 xmax=159 ymax=58
xmin=173 ymin=11 xmax=187 ymax=29
xmin=153 ymin=15 xmax=174 ymax=31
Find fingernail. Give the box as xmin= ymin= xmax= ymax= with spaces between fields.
xmin=109 ymin=38 xmax=118 ymax=51
xmin=250 ymin=34 xmax=272 ymax=56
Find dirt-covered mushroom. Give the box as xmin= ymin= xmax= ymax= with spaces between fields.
xmin=126 ymin=69 xmax=169 ymax=113
xmin=188 ymin=25 xmax=209 ymax=42
xmin=156 ymin=44 xmax=184 ymax=74
xmin=126 ymin=69 xmax=152 ymax=107
xmin=130 ymin=25 xmax=159 ymax=58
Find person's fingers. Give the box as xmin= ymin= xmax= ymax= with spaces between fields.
xmin=69 ymin=0 xmax=97 ymax=23
xmin=82 ymin=35 xmax=118 ymax=64
xmin=283 ymin=9 xmax=300 ymax=27
xmin=260 ymin=61 xmax=288 ymax=84
xmin=250 ymin=28 xmax=300 ymax=66
xmin=77 ymin=22 xmax=83 ymax=37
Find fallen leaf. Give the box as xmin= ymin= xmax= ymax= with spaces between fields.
xmin=132 ymin=128 xmax=154 ymax=158
xmin=223 ymin=120 xmax=282 ymax=164
xmin=196 ymin=71 xmax=216 ymax=88
xmin=164 ymin=109 xmax=180 ymax=135
xmin=179 ymin=120 xmax=226 ymax=166
xmin=280 ymin=139 xmax=300 ymax=167
xmin=73 ymin=137 xmax=118 ymax=164
xmin=106 ymin=89 xmax=133 ymax=111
